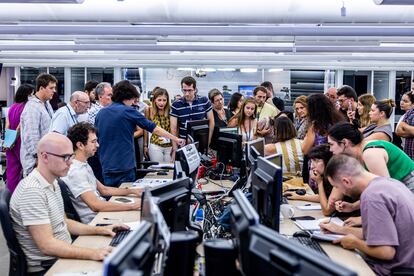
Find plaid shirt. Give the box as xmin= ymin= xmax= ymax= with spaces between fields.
xmin=20 ymin=96 xmax=53 ymax=175
xmin=403 ymin=108 xmax=414 ymax=159
xmin=87 ymin=102 xmax=102 ymax=125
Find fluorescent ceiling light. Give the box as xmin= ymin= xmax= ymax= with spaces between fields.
xmin=0 ymin=0 xmax=84 ymax=2
xmin=268 ymin=68 xmax=283 ymax=72
xmin=217 ymin=68 xmax=236 ymax=72
xmin=0 ymin=40 xmax=75 ymax=45
xmin=380 ymin=42 xmax=414 ymax=47
xmin=200 ymin=68 xmax=216 ymax=72
xmin=240 ymin=68 xmax=258 ymax=73
xmin=158 ymin=41 xmax=293 ymax=47
xmin=177 ymin=68 xmax=194 ymax=71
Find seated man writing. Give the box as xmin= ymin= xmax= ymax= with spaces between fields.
xmin=320 ymin=154 xmax=414 ymax=276
xmin=63 ymin=122 xmax=142 ymax=224
xmin=10 ymin=133 xmax=126 ymax=275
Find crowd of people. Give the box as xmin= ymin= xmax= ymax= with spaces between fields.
xmin=2 ymin=73 xmax=414 ymax=275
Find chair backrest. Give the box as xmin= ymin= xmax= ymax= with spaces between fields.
xmin=57 ymin=179 xmax=81 ymax=222
xmin=0 ymin=188 xmax=27 ymax=276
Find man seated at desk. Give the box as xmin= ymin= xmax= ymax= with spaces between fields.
xmin=10 ymin=133 xmax=125 ymax=275
xmin=63 ymin=122 xmax=142 ymax=224
xmin=320 ymin=154 xmax=414 ymax=276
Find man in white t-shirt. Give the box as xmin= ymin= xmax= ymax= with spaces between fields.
xmin=63 ymin=122 xmax=142 ymax=224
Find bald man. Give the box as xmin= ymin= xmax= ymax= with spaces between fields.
xmin=9 ymin=133 xmax=125 ymax=274
xmin=325 ymin=87 xmax=338 ymax=106
xmin=49 ymin=91 xmax=90 ymax=135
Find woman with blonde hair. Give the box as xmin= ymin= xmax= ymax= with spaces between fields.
xmin=363 ymin=99 xmax=395 ymax=142
xmin=293 ymin=95 xmax=309 ymax=139
xmin=228 ymin=97 xmax=257 ymax=142
xmin=143 ymin=87 xmax=173 ymax=162
xmin=356 ymin=94 xmax=376 ymax=130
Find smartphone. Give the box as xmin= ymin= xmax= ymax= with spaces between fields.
xmin=96 ymin=223 xmax=112 ymax=227
xmin=291 ymin=216 xmax=315 ymax=221
xmin=347 ymin=100 xmax=353 ymax=111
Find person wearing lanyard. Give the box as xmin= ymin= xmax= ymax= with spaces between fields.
xmin=20 ymin=73 xmax=57 ymax=176
xmin=49 ymin=91 xmax=90 ymax=135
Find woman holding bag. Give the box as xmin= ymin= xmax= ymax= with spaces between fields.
xmin=5 ymin=84 xmax=34 ymax=192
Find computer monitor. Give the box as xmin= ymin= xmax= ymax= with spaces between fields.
xmin=175 ymin=143 xmax=201 ymax=186
xmin=219 ymin=127 xmax=238 ymax=134
xmin=145 ymin=177 xmax=192 ymax=232
xmin=186 ymin=119 xmax=209 ymax=155
xmin=265 ymin=153 xmax=283 ymax=171
xmin=230 ymin=190 xmax=259 ymax=274
xmin=245 ymin=138 xmax=265 ymax=167
xmin=243 ymin=224 xmax=357 ymax=276
xmin=103 ymin=221 xmax=156 ymax=276
xmin=216 ymin=132 xmax=243 ymax=168
xmin=251 ymin=156 xmax=283 ymax=232
xmin=210 ymin=126 xmax=239 ymax=150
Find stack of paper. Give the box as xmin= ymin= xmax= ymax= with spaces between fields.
xmin=131 ymin=178 xmax=171 ymax=189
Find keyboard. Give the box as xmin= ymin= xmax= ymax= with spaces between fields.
xmin=109 ymin=230 xmax=132 ymax=247
xmin=291 ymin=236 xmax=329 ymax=257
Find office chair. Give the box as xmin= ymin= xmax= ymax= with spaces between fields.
xmin=0 ymin=188 xmax=28 ymax=276
xmin=57 ymin=179 xmax=81 ymax=222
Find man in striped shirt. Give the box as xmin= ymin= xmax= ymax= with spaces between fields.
xmin=10 ymin=133 xmax=126 ymax=275
xmin=170 ymin=76 xmax=214 ymax=159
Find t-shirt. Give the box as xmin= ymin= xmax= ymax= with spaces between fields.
xmin=9 ymin=169 xmax=72 ymax=272
xmin=361 ymin=177 xmax=414 ymax=276
xmin=95 ymin=102 xmax=156 ymax=173
xmin=62 ymin=159 xmax=106 ymax=224
xmin=274 ymin=138 xmax=303 ymax=175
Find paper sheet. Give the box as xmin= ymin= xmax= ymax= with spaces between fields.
xmin=311 ymin=231 xmax=345 ymax=242
xmin=54 ymin=271 xmax=101 ymax=276
xmin=131 ymin=178 xmax=171 ymax=189
xmin=296 ymin=204 xmax=322 ymax=210
xmin=149 ymin=163 xmax=174 ymax=169
xmin=124 ymin=221 xmax=141 ymax=231
xmin=294 ymin=217 xmax=344 ymax=231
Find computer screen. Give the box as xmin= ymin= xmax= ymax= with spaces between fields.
xmin=175 ymin=143 xmax=200 ymax=186
xmin=251 ymin=156 xmax=283 ymax=232
xmin=146 ymin=177 xmax=192 ymax=232
xmin=244 ymin=224 xmax=357 ymax=276
xmin=186 ymin=119 xmax=209 ymax=155
xmin=216 ymin=132 xmax=243 ymax=168
xmin=103 ymin=221 xmax=156 ymax=276
xmin=230 ymin=190 xmax=259 ymax=274
xmin=219 ymin=127 xmax=238 ymax=134
xmin=245 ymin=138 xmax=265 ymax=167
xmin=238 ymin=85 xmax=257 ymax=97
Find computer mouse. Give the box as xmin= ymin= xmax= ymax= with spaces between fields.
xmin=292 ymin=231 xmax=311 ymax=238
xmin=295 ymin=189 xmax=306 ymax=196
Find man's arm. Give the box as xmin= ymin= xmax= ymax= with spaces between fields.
xmin=170 ymin=116 xmax=178 ymax=151
xmin=319 ymin=221 xmax=364 ymax=239
xmin=49 ymin=111 xmax=67 ymax=134
xmin=28 ymin=224 xmax=112 ymax=261
xmin=207 ymin=110 xmax=214 ymax=145
xmin=21 ymin=107 xmax=42 ymax=174
xmin=97 ymin=180 xmax=142 ymax=197
xmin=79 ymin=191 xmax=141 ymax=212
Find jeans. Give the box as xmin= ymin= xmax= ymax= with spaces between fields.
xmin=103 ymin=168 xmax=136 ymax=187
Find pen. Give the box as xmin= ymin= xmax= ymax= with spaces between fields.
xmin=304 ymin=204 xmax=311 ymax=206
xmin=328 ymin=211 xmax=337 ymax=223
xmin=103 ymin=218 xmax=121 ymax=221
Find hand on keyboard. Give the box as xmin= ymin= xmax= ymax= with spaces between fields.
xmin=96 ymin=223 xmax=130 ymax=237
xmin=91 ymin=246 xmax=113 ymax=261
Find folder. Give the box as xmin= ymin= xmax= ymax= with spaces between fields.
xmin=2 ymin=129 xmax=18 ymax=149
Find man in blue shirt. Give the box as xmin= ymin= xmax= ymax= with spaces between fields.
xmin=170 ymin=76 xmax=214 ymax=159
xmin=95 ymin=80 xmax=185 ymax=187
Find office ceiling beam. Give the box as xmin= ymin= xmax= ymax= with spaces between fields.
xmin=1 ymin=25 xmax=414 ymax=37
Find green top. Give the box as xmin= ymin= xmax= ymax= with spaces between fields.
xmin=363 ymin=140 xmax=414 ymax=181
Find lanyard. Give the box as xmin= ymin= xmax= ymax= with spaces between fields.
xmin=66 ymin=105 xmax=78 ymax=124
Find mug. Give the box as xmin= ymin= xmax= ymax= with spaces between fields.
xmin=280 ymin=204 xmax=295 ymax=219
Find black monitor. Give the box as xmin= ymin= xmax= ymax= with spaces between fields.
xmin=251 ymin=156 xmax=283 ymax=232
xmin=230 ymin=190 xmax=259 ymax=274
xmin=216 ymin=132 xmax=243 ymax=168
xmin=244 ymin=224 xmax=357 ymax=276
xmin=145 ymin=177 xmax=192 ymax=232
xmin=175 ymin=143 xmax=200 ymax=186
xmin=103 ymin=221 xmax=156 ymax=276
xmin=265 ymin=153 xmax=283 ymax=171
xmin=245 ymin=138 xmax=265 ymax=167
xmin=186 ymin=119 xmax=209 ymax=155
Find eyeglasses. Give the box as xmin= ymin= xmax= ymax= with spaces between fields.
xmin=44 ymin=152 xmax=75 ymax=162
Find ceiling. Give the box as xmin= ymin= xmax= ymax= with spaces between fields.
xmin=1 ymin=0 xmax=414 ymax=69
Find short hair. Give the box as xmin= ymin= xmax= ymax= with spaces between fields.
xmin=84 ymin=80 xmax=99 ymax=93
xmin=14 ymin=84 xmax=34 ymax=103
xmin=260 ymin=81 xmax=273 ymax=91
xmin=253 ymin=86 xmax=267 ymax=96
xmin=374 ymin=99 xmax=395 ymax=119
xmin=67 ymin=122 xmax=97 ymax=151
xmin=337 ymin=85 xmax=357 ymax=101
xmin=208 ymin=88 xmax=223 ymax=103
xmin=36 ymin=73 xmax=57 ymax=91
xmin=274 ymin=116 xmax=297 ymax=142
xmin=328 ymin=121 xmax=363 ymax=146
xmin=111 ymin=80 xmax=139 ymax=103
xmin=69 ymin=91 xmax=86 ymax=102
xmin=308 ymin=144 xmax=333 ymax=166
xmin=181 ymin=76 xmax=197 ymax=89
xmin=325 ymin=154 xmax=364 ymax=181
xmin=95 ymin=82 xmax=112 ymax=97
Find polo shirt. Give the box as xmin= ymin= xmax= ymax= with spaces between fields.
xmin=49 ymin=104 xmax=79 ymax=135
xmin=170 ymin=95 xmax=212 ymax=138
xmin=9 ymin=169 xmax=71 ymax=273
xmin=95 ymin=102 xmax=156 ymax=173
xmin=256 ymin=102 xmax=279 ymax=121
xmin=62 ymin=159 xmax=106 ymax=224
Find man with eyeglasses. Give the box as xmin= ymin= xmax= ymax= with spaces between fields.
xmin=170 ymin=76 xmax=214 ymax=159
xmin=10 ymin=133 xmax=126 ymax=275
xmin=49 ymin=91 xmax=90 ymax=135
xmin=337 ymin=85 xmax=360 ymax=125
xmin=21 ymin=73 xmax=57 ymax=176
